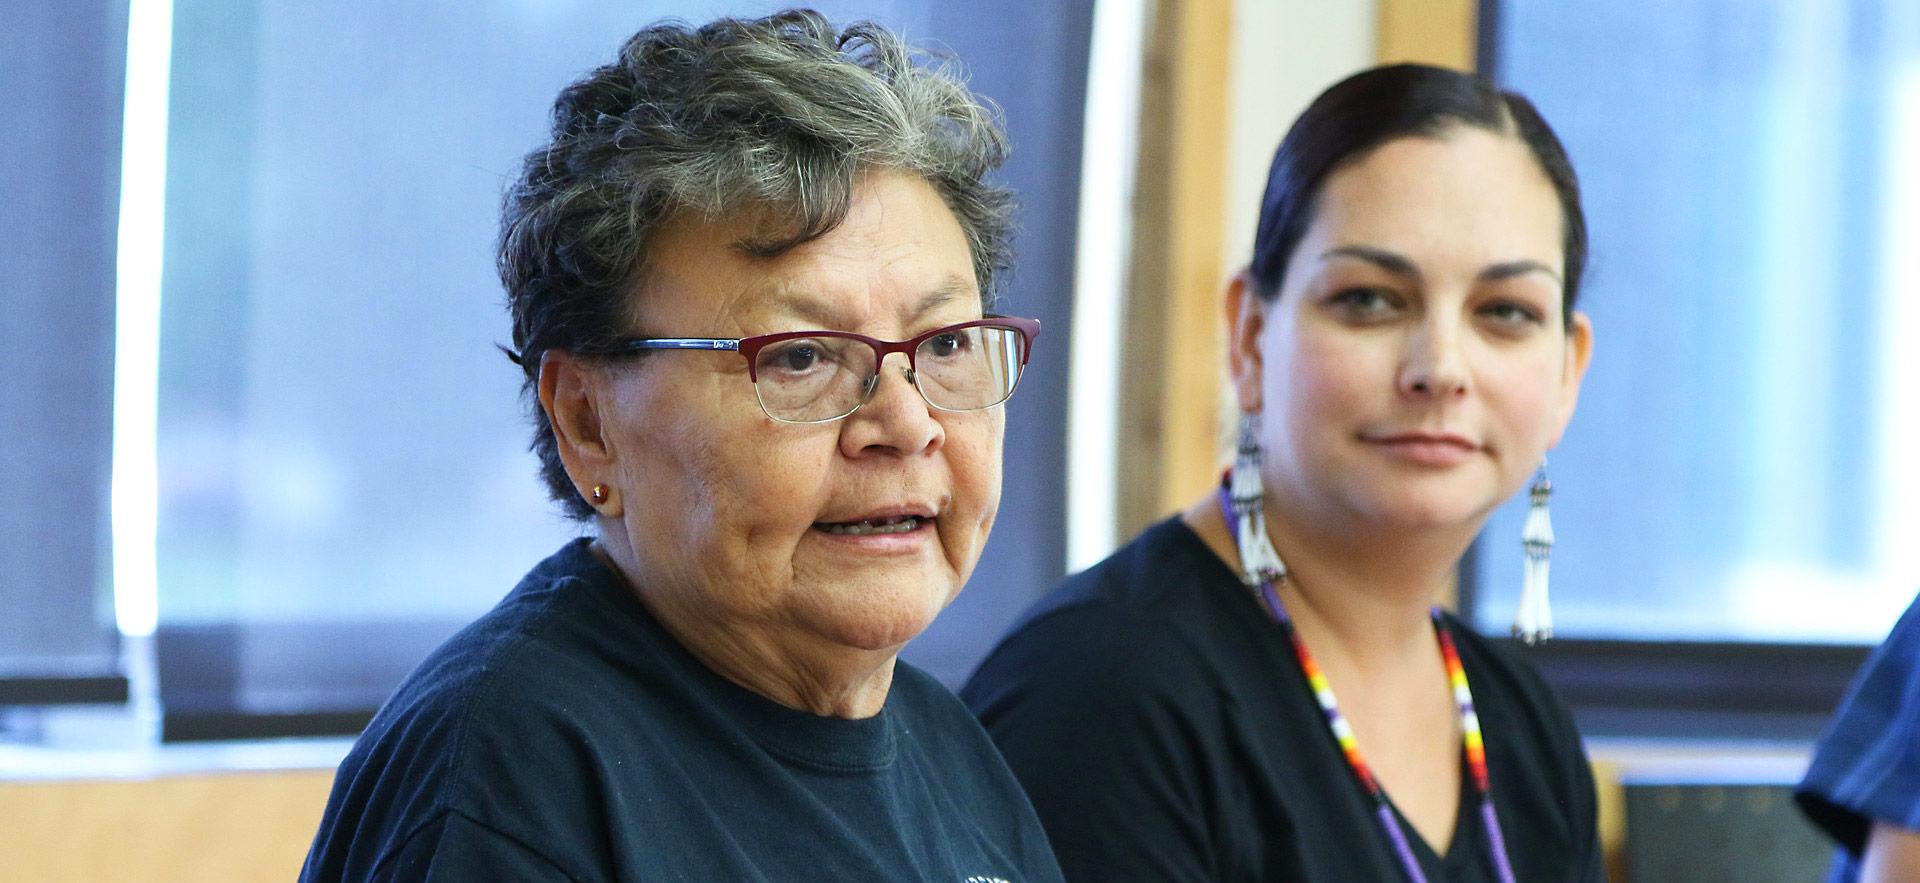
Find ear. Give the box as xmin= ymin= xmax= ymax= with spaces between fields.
xmin=1547 ymin=311 xmax=1594 ymax=448
xmin=538 ymin=349 xmax=623 ymax=517
xmin=1226 ymin=271 xmax=1267 ymax=414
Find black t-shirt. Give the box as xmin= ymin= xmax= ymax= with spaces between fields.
xmin=302 ymin=538 xmax=1063 ymax=882
xmin=961 ymin=518 xmax=1603 ymax=882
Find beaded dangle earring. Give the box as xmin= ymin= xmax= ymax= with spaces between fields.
xmin=1513 ymin=461 xmax=1554 ymax=644
xmin=1229 ymin=413 xmax=1289 ymax=586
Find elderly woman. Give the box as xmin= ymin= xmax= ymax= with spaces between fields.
xmin=302 ymin=12 xmax=1059 ymax=881
xmin=964 ymin=65 xmax=1602 ymax=881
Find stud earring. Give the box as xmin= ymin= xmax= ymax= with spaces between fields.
xmin=1513 ymin=461 xmax=1554 ymax=644
xmin=589 ymin=483 xmax=609 ymax=505
xmin=1229 ymin=412 xmax=1289 ymax=586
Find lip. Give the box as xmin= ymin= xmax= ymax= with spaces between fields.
xmin=1363 ymin=431 xmax=1480 ymax=467
xmin=817 ymin=503 xmax=939 ymax=524
xmin=810 ymin=503 xmax=940 ymax=553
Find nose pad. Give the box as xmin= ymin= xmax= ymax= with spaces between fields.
xmin=855 ymin=365 xmax=920 ymax=405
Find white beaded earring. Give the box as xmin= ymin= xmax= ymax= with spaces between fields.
xmin=1513 ymin=461 xmax=1554 ymax=644
xmin=1229 ymin=413 xmax=1289 ymax=586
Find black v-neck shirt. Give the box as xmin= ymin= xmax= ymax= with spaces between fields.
xmin=962 ymin=518 xmax=1603 ymax=882
xmin=302 ymin=538 xmax=1063 ymax=882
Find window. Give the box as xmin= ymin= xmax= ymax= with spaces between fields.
xmin=1465 ymin=0 xmax=1918 ymax=735
xmin=1 ymin=0 xmax=127 ymax=707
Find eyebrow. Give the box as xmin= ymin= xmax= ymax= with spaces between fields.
xmin=1320 ymin=245 xmax=1562 ymax=285
xmin=1478 ymin=259 xmax=1563 ymax=284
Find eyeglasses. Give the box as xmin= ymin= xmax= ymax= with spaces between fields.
xmin=597 ymin=316 xmax=1041 ymax=424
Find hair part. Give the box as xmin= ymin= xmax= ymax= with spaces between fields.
xmin=498 ymin=10 xmax=1014 ymax=519
xmin=1249 ymin=63 xmax=1585 ymax=324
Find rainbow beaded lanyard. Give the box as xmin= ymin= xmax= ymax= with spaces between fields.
xmin=1217 ymin=491 xmax=1517 ymax=883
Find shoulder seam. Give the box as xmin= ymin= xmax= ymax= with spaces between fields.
xmin=446 ymin=808 xmax=584 ymax=881
xmin=368 ymin=808 xmax=582 ymax=881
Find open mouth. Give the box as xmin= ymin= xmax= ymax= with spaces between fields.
xmin=815 ymin=515 xmax=926 ymax=536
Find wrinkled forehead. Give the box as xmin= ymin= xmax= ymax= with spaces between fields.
xmin=627 ymin=175 xmax=984 ymax=335
xmin=740 ymin=274 xmax=982 ymax=332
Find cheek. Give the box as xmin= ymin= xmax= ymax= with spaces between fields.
xmin=1479 ymin=346 xmax=1569 ymax=446
xmin=722 ymin=431 xmax=837 ymax=532
xmin=1265 ymin=329 xmax=1375 ymax=435
xmin=948 ymin=410 xmax=1005 ymax=525
xmin=943 ymin=411 xmax=1003 ymax=585
xmin=625 ymin=406 xmax=832 ymax=553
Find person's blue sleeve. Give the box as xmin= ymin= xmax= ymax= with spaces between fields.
xmin=1797 ymin=596 xmax=1920 ymax=863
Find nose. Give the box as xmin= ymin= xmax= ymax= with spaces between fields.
xmin=840 ymin=354 xmax=944 ymax=457
xmin=1398 ymin=316 xmax=1470 ymax=400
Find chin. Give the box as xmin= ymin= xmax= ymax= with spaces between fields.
xmin=1352 ymin=490 xmax=1494 ymax=532
xmin=810 ymin=579 xmax=954 ymax=652
xmin=821 ymin=611 xmax=942 ymax=653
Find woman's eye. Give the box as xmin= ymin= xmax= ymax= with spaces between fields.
xmin=764 ymin=341 xmax=830 ymax=374
xmin=925 ymin=332 xmax=968 ymax=358
xmin=1479 ymin=301 xmax=1545 ymax=328
xmin=781 ymin=346 xmax=817 ymax=371
xmin=1328 ymin=287 xmax=1400 ymax=319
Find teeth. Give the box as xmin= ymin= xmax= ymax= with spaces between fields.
xmin=819 ymin=517 xmax=922 ymax=535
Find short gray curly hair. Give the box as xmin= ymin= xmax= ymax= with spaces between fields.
xmin=500 ymin=9 xmax=1014 ymax=520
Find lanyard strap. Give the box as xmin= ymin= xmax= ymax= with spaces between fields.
xmin=1216 ymin=489 xmax=1517 ymax=883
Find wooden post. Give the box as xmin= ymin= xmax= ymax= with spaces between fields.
xmin=1116 ymin=0 xmax=1235 ymax=540
xmin=1376 ymin=0 xmax=1478 ymax=71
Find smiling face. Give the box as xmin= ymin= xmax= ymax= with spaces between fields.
xmin=1232 ymin=127 xmax=1592 ymax=537
xmin=584 ymin=171 xmax=1004 ymax=661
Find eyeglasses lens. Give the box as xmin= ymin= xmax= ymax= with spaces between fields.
xmin=751 ymin=336 xmax=874 ymax=423
xmin=913 ymin=326 xmax=1024 ymax=411
xmin=749 ymin=325 xmax=1027 ymax=423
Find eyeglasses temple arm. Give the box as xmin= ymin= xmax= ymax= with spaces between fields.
xmin=617 ymin=338 xmax=741 ymax=352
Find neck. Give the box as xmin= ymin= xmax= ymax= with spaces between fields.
xmin=1185 ymin=491 xmax=1475 ymax=668
xmin=589 ymin=537 xmax=897 ymax=719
